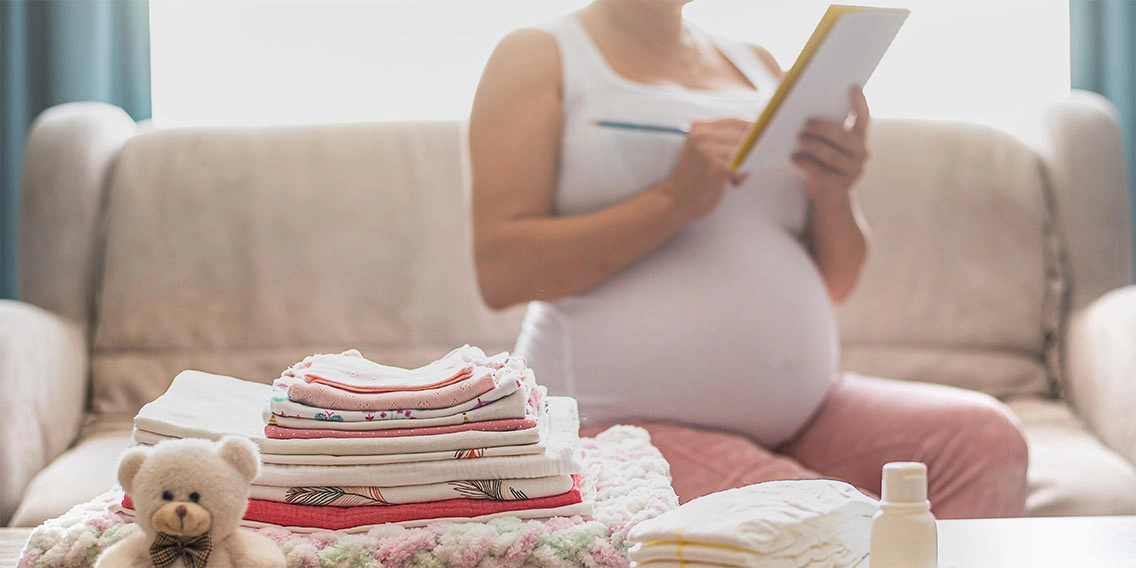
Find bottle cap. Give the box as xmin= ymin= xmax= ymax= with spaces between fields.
xmin=881 ymin=462 xmax=928 ymax=504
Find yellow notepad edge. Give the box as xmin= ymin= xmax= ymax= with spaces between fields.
xmin=728 ymin=4 xmax=909 ymax=172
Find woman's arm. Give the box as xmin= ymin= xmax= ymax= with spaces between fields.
xmin=804 ymin=191 xmax=869 ymax=304
xmin=470 ymin=29 xmax=684 ymax=310
xmin=471 ymin=30 xmax=745 ymax=310
xmin=794 ymin=90 xmax=871 ymax=304
xmin=748 ymin=45 xmax=869 ymax=305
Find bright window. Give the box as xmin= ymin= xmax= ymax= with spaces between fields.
xmin=150 ymin=0 xmax=1070 ymax=135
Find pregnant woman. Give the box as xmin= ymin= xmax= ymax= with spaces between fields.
xmin=469 ymin=0 xmax=1028 ymax=518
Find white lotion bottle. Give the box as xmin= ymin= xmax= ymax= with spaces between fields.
xmin=869 ymin=462 xmax=938 ymax=568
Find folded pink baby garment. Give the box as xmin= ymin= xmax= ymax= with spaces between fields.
xmin=288 ymin=345 xmax=498 ymax=394
xmin=264 ymin=415 xmax=539 ymax=439
xmin=286 ymin=364 xmax=499 ymax=411
xmin=270 ymin=369 xmax=529 ymax=423
xmin=120 ymin=475 xmax=585 ymax=530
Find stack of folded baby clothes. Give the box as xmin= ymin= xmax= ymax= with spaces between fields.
xmin=126 ymin=345 xmax=588 ymax=532
xmin=626 ymin=480 xmax=879 ymax=568
xmin=265 ymin=346 xmax=536 ymax=441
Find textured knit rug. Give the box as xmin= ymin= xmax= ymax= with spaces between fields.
xmin=18 ymin=426 xmax=677 ymax=568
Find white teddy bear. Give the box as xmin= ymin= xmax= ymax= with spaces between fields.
xmin=95 ymin=436 xmax=286 ymax=568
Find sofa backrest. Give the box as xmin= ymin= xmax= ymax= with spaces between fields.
xmin=836 ymin=120 xmax=1061 ymax=398
xmin=84 ymin=122 xmax=525 ymax=429
xmin=19 ymin=94 xmax=1132 ymax=432
xmin=838 ymin=92 xmax=1132 ymax=399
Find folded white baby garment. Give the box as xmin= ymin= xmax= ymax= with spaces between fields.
xmin=627 ymin=479 xmax=879 ymax=568
xmin=264 ymin=386 xmax=532 ymax=431
xmin=135 ymin=396 xmax=554 ymax=466
xmin=248 ymin=397 xmax=581 ymax=487
xmin=133 ymin=428 xmax=549 ymax=465
xmin=286 ymin=345 xmax=485 ymax=392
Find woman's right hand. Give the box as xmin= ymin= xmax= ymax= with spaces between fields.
xmin=660 ymin=118 xmax=751 ymax=223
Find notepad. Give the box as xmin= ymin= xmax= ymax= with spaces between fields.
xmin=729 ymin=5 xmax=910 ymax=172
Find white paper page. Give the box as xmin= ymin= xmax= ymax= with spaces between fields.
xmin=740 ymin=10 xmax=909 ymax=172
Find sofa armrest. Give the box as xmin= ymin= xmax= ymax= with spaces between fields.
xmin=20 ymin=102 xmax=138 ymax=326
xmin=1066 ymin=286 xmax=1136 ymax=466
xmin=1039 ymin=91 xmax=1133 ymax=311
xmin=0 ymin=300 xmax=88 ymax=526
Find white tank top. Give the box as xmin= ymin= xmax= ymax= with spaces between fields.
xmin=514 ymin=15 xmax=838 ymax=448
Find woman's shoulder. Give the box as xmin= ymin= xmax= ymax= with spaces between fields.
xmin=479 ymin=27 xmax=562 ymax=96
xmin=744 ymin=44 xmax=783 ymax=78
xmin=475 ymin=27 xmax=565 ymax=114
xmin=490 ymin=27 xmax=560 ymax=69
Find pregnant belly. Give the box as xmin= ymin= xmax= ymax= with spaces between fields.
xmin=519 ymin=223 xmax=837 ymax=448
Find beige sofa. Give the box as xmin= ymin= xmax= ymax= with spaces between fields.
xmin=3 ymin=91 xmax=1135 ymax=527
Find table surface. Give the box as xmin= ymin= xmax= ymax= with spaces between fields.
xmin=937 ymin=515 xmax=1136 ymax=567
xmin=2 ymin=516 xmax=1135 ymax=567
xmin=0 ymin=529 xmax=27 ymax=568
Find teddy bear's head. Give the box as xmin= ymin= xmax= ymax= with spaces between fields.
xmin=118 ymin=436 xmax=260 ymax=540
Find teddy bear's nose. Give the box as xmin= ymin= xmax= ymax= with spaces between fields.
xmin=175 ymin=505 xmax=187 ymax=518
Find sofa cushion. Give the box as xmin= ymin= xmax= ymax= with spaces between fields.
xmin=1006 ymin=396 xmax=1136 ymax=516
xmin=88 ymin=122 xmax=525 ymax=430
xmin=837 ymin=120 xmax=1061 ymax=398
xmin=8 ymin=430 xmax=133 ymax=528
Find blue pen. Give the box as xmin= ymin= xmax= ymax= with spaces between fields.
xmin=594 ymin=120 xmax=690 ymax=135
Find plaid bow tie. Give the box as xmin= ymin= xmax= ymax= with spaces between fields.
xmin=149 ymin=532 xmax=212 ymax=568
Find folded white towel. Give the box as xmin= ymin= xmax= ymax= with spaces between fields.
xmin=627 ymin=480 xmax=878 ymax=568
xmin=133 ymin=370 xmax=546 ymax=456
xmin=133 ymin=428 xmax=550 ymax=465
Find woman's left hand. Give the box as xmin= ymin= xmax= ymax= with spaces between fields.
xmin=791 ymin=86 xmax=870 ymax=206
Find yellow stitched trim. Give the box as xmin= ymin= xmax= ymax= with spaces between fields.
xmin=639 ymin=540 xmax=755 ymax=554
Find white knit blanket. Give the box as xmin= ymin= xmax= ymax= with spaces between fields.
xmin=18 ymin=426 xmax=678 ymax=568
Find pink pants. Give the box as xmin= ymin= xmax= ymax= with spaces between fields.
xmin=584 ymin=373 xmax=1029 ymax=519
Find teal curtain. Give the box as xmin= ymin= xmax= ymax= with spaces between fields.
xmin=0 ymin=0 xmax=150 ymax=299
xmin=1071 ymin=0 xmax=1136 ymax=269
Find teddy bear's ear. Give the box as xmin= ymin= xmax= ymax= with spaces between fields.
xmin=218 ymin=436 xmax=260 ymax=481
xmin=118 ymin=447 xmax=149 ymax=495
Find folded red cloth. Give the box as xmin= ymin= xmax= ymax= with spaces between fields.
xmin=122 ymin=475 xmax=584 ymax=530
xmin=263 ymin=415 xmax=538 ymax=439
